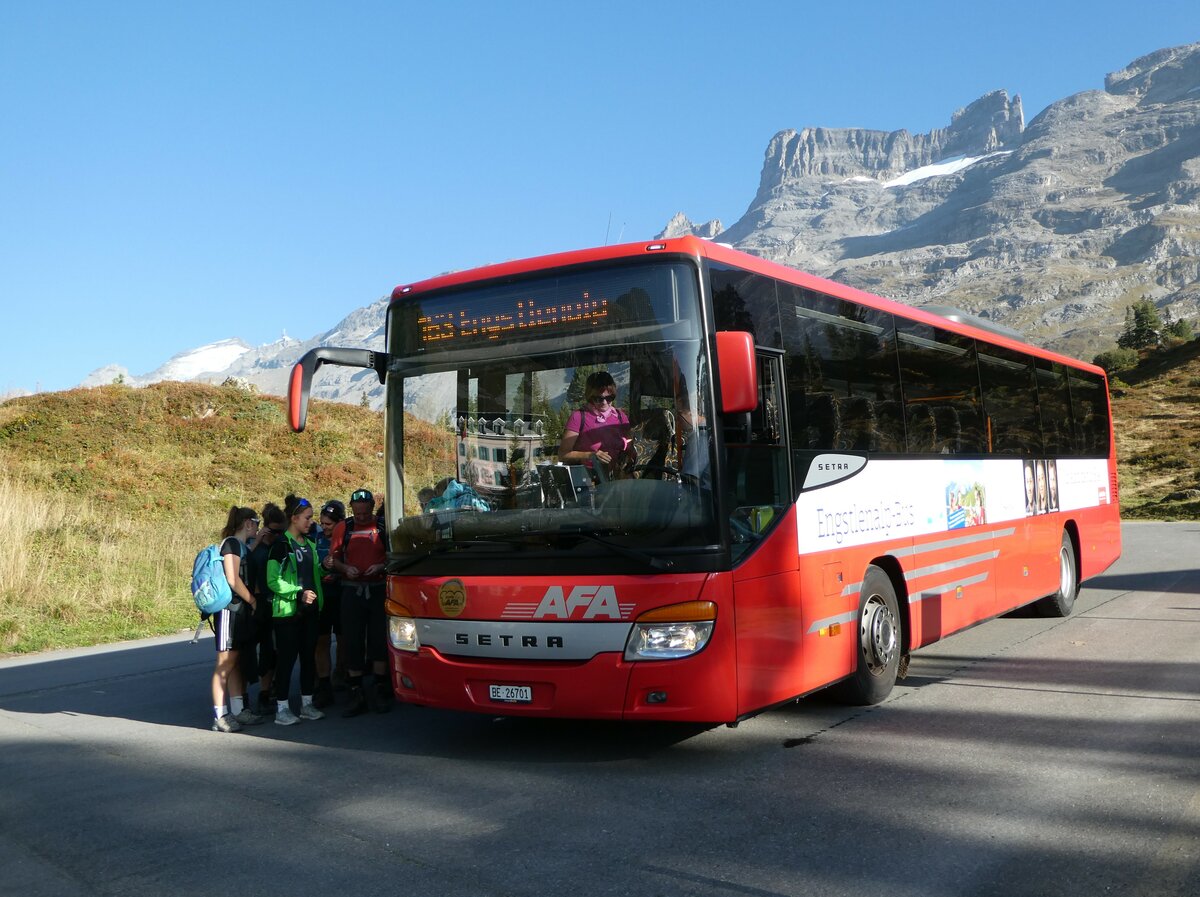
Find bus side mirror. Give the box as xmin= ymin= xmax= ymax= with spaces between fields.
xmin=715 ymin=331 xmax=758 ymax=414
xmin=287 ymin=347 xmax=389 ymax=433
xmin=288 ymin=356 xmax=315 ymax=432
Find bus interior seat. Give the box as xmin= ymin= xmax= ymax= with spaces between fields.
xmin=906 ymin=405 xmax=936 ymax=453
xmin=835 ymin=395 xmax=875 ymax=452
xmin=931 ymin=405 xmax=961 ymax=453
xmin=804 ymin=393 xmax=838 ymax=450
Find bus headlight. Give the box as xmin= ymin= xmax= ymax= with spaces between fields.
xmin=624 ymin=601 xmax=716 ymax=661
xmin=388 ymin=616 xmax=419 ymax=653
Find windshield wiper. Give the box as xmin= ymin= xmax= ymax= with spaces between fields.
xmin=571 ymin=530 xmax=674 ymax=571
xmin=487 ymin=527 xmax=673 ymax=571
xmin=388 ymin=539 xmax=512 ymax=573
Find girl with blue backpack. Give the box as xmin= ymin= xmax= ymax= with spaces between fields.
xmin=210 ymin=506 xmax=265 ymax=733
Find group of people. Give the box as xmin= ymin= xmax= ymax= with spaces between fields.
xmin=207 ymin=488 xmax=392 ymax=733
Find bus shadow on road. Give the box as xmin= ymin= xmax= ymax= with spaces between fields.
xmin=1082 ymin=569 xmax=1200 ymax=596
xmin=0 ymin=635 xmax=726 ymax=759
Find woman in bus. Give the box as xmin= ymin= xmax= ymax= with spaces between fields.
xmin=556 ymin=371 xmax=635 ymax=479
xmin=267 ymin=495 xmax=326 ymax=726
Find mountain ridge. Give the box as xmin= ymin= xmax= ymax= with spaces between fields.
xmin=74 ymin=41 xmax=1200 ymax=402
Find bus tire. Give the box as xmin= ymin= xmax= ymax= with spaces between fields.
xmin=1036 ymin=531 xmax=1078 ymax=618
xmin=834 ymin=566 xmax=901 ymax=706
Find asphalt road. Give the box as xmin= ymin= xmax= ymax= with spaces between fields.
xmin=1 ymin=521 xmax=1197 ymax=897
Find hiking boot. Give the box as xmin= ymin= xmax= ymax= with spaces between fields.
xmin=332 ymin=669 xmax=349 ymax=692
xmin=275 ymin=706 xmax=300 ymax=726
xmin=342 ymin=686 xmax=369 ymax=718
xmin=312 ymin=681 xmax=334 ymax=709
xmin=371 ymin=681 xmax=393 ymax=714
xmin=235 ymin=707 xmax=266 ymax=726
xmin=256 ymin=690 xmax=275 ymax=714
xmin=298 ymin=703 xmax=325 ymax=721
xmin=212 ymin=713 xmax=242 ymax=733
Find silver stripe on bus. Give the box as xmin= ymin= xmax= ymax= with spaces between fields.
xmin=837 ymin=529 xmax=1015 ymax=599
xmin=417 ymin=619 xmax=630 ymax=661
xmin=913 ymin=571 xmax=992 ymax=604
xmin=904 ymin=549 xmax=1000 ymax=582
xmin=891 ymin=527 xmax=1016 ymax=558
xmin=806 ymin=610 xmax=860 ymax=635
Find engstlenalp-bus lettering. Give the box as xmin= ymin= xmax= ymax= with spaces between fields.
xmin=816 ymin=499 xmax=916 ymax=545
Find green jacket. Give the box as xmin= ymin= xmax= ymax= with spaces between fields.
xmin=266 ymin=532 xmax=325 ymax=618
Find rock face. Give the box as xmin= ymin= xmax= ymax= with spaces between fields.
xmin=699 ymin=43 xmax=1200 ymax=359
xmin=657 ymin=212 xmax=724 ymax=240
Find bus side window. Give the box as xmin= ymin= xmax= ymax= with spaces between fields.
xmin=727 ymin=352 xmax=789 ymax=546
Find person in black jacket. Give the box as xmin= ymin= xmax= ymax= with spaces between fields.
xmin=245 ymin=502 xmax=286 ymax=714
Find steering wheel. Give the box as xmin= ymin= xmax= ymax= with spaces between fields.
xmin=633 ymin=463 xmax=680 ymax=481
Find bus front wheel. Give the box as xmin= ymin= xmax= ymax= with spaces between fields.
xmin=1036 ymin=531 xmax=1078 ymax=618
xmin=834 ymin=566 xmax=901 ymax=706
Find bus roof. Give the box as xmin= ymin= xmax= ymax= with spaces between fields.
xmin=391 ymin=236 xmax=1104 ymax=377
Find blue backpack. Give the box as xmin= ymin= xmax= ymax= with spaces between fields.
xmin=191 ymin=543 xmax=234 ymax=615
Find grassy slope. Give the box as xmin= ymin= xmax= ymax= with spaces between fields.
xmin=1110 ymin=338 xmax=1200 ymax=519
xmin=0 ymin=381 xmax=449 ymax=653
xmin=0 ymin=353 xmax=1194 ymax=654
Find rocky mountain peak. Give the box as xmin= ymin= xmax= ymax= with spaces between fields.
xmin=1105 ymin=42 xmax=1200 ymax=105
xmin=756 ymin=89 xmax=1024 ymax=194
xmin=656 ymin=212 xmax=724 ymax=240
xmin=672 ymin=42 xmax=1200 ymax=361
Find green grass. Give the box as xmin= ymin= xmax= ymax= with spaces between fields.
xmin=0 ymin=380 xmax=443 ymax=654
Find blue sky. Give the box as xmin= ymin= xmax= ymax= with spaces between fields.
xmin=2 ymin=2 xmax=1196 ymax=395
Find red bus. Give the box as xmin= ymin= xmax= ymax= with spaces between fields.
xmin=288 ymin=237 xmax=1121 ymax=723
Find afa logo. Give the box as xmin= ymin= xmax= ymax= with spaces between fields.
xmin=438 ymin=579 xmax=467 ymax=617
xmin=501 ymin=585 xmax=635 ymax=621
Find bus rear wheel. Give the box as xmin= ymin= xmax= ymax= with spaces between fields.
xmin=834 ymin=566 xmax=901 ymax=706
xmin=1036 ymin=531 xmax=1078 ymax=618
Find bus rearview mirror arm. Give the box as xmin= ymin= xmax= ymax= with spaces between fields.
xmin=288 ymin=347 xmax=390 ymax=432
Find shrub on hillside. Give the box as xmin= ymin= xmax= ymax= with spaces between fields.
xmin=1093 ymin=347 xmax=1138 ymax=375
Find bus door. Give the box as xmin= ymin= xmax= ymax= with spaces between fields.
xmin=728 ymin=350 xmax=805 ymax=713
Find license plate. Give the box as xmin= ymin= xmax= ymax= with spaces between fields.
xmin=489 ymin=684 xmax=532 ymax=703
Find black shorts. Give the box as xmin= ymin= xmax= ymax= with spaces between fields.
xmin=211 ymin=600 xmax=253 ymax=653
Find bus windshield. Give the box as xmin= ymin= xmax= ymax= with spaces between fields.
xmin=387 ymin=261 xmax=720 ymax=566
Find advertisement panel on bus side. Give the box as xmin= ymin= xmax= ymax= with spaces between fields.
xmin=795 ymin=455 xmax=1112 ymax=553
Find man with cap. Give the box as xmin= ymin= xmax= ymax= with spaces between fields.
xmin=312 ymin=499 xmax=346 ymax=707
xmin=329 ymin=488 xmax=392 ymax=716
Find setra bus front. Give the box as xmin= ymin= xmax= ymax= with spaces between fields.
xmin=289 ymin=239 xmax=763 ymax=723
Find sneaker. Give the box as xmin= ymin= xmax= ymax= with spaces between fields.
xmin=371 ymin=681 xmax=393 ymax=714
xmin=235 ymin=707 xmax=266 ymax=726
xmin=298 ymin=703 xmax=325 ymax=721
xmin=212 ymin=713 xmax=242 ymax=733
xmin=275 ymin=706 xmax=300 ymax=726
xmin=342 ymin=686 xmax=368 ymax=718
xmin=312 ymin=681 xmax=334 ymax=709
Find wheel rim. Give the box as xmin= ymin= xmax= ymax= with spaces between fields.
xmin=860 ymin=594 xmax=897 ymax=676
xmin=1059 ymin=546 xmax=1075 ymax=598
